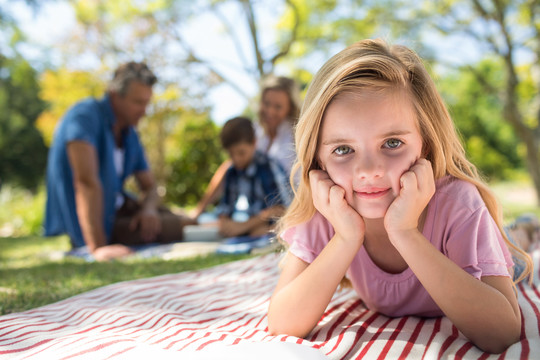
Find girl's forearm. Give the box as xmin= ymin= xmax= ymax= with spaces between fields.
xmin=268 ymin=237 xmax=361 ymax=337
xmin=392 ymin=230 xmax=520 ymax=353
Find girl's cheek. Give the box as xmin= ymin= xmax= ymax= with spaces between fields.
xmin=388 ymin=158 xmax=413 ymax=193
xmin=325 ymin=162 xmax=354 ymax=200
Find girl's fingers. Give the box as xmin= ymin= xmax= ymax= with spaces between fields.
xmin=399 ymin=170 xmax=418 ymax=192
xmin=329 ymin=184 xmax=346 ymax=204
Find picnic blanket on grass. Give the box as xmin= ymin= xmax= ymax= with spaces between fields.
xmin=1 ymin=251 xmax=540 ymax=359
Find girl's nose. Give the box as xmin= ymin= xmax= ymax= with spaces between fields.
xmin=354 ymin=153 xmax=383 ymax=179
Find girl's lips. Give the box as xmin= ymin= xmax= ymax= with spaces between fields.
xmin=354 ymin=188 xmax=391 ymax=199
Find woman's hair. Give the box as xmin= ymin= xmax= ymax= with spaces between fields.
xmin=280 ymin=38 xmax=532 ymax=283
xmin=259 ymin=75 xmax=302 ymax=123
xmin=107 ymin=61 xmax=157 ymax=96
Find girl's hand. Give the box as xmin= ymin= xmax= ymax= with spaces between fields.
xmin=309 ymin=170 xmax=365 ymax=246
xmin=384 ymin=158 xmax=435 ymax=239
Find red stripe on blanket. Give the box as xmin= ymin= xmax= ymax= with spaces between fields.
xmin=422 ymin=317 xmax=442 ymax=358
xmin=197 ymin=334 xmax=227 ymax=350
xmin=312 ymin=298 xmax=364 ymax=349
xmin=0 ymin=339 xmax=53 ymax=355
xmin=337 ymin=311 xmax=379 ymax=359
xmin=519 ymin=281 xmax=540 ymax=335
xmin=437 ymin=324 xmax=459 ymax=358
xmin=454 ymin=342 xmax=474 ymax=359
xmin=398 ymin=317 xmax=425 ymax=358
xmin=517 ymin=307 xmax=530 ymax=360
xmin=377 ymin=316 xmax=408 ymax=359
xmin=107 ymin=345 xmax=137 ymax=359
xmin=309 ymin=299 xmax=350 ymax=341
xmin=356 ymin=316 xmax=393 ymax=358
xmin=59 ymin=339 xmax=133 ymax=360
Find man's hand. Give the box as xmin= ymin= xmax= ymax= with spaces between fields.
xmin=129 ymin=207 xmax=162 ymax=242
xmin=93 ymin=244 xmax=134 ymax=261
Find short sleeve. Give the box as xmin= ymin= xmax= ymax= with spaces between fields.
xmin=444 ymin=206 xmax=513 ymax=279
xmin=63 ymin=103 xmax=100 ymax=147
xmin=281 ymin=212 xmax=334 ymax=264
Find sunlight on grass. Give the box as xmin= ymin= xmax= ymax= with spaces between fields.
xmin=490 ymin=178 xmax=540 ymax=222
xmin=0 ymin=235 xmax=71 ymax=268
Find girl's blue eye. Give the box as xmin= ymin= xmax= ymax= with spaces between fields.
xmin=385 ymin=139 xmax=402 ymax=149
xmin=334 ymin=145 xmax=352 ymax=155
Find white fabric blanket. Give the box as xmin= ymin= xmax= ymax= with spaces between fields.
xmin=1 ymin=252 xmax=540 ymax=359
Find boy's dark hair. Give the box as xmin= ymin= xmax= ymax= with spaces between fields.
xmin=220 ymin=116 xmax=255 ymax=149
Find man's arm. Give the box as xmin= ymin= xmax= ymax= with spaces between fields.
xmin=67 ymin=141 xmax=107 ymax=252
xmin=132 ymin=170 xmax=162 ymax=241
xmin=67 ymin=141 xmax=133 ymax=260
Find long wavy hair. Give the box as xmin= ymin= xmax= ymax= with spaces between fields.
xmin=279 ymin=38 xmax=532 ymax=283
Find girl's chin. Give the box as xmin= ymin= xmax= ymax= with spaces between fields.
xmin=354 ymin=203 xmax=392 ymax=220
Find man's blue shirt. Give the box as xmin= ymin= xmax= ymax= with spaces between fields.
xmin=44 ymin=95 xmax=149 ymax=247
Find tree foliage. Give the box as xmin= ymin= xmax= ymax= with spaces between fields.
xmin=163 ymin=113 xmax=225 ymax=207
xmin=36 ymin=68 xmax=106 ymax=146
xmin=0 ymin=56 xmax=47 ymax=190
xmin=421 ymin=0 xmax=540 ymax=203
xmin=439 ymin=59 xmax=524 ymax=180
xmin=4 ymin=0 xmax=539 ymax=205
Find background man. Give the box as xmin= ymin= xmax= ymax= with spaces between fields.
xmin=44 ymin=62 xmax=193 ymax=261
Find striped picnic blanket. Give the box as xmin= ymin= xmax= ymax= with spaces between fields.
xmin=1 ymin=251 xmax=539 ymax=359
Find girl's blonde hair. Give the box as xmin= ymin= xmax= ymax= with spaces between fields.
xmin=280 ymin=38 xmax=532 ymax=283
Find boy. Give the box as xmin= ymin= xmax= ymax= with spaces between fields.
xmin=216 ymin=116 xmax=292 ymax=240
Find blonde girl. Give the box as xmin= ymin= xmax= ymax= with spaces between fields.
xmin=267 ymin=39 xmax=532 ymax=354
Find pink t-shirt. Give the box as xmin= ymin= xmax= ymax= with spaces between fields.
xmin=282 ymin=176 xmax=514 ymax=317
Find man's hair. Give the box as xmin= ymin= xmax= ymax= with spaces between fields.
xmin=107 ymin=61 xmax=157 ymax=95
xmin=220 ymin=117 xmax=255 ymax=149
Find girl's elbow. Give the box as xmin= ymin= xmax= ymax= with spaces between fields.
xmin=267 ymin=312 xmax=311 ymax=338
xmin=474 ymin=327 xmax=520 ymax=354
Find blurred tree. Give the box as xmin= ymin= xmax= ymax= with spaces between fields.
xmin=164 ymin=112 xmax=225 ymax=207
xmin=424 ymin=0 xmax=540 ymax=204
xmin=0 ymin=0 xmax=54 ymax=191
xmin=36 ymin=68 xmax=106 ymax=146
xmin=439 ymin=59 xmax=524 ymax=180
xmin=0 ymin=56 xmax=47 ymax=190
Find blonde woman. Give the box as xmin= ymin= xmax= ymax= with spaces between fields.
xmin=267 ymin=39 xmax=532 ymax=354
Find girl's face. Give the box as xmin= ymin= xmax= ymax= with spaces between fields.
xmin=259 ymin=89 xmax=291 ymax=131
xmin=317 ymin=91 xmax=423 ymax=219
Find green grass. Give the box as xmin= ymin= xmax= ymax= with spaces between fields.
xmin=1 ymin=178 xmax=539 ymax=316
xmin=0 ymin=235 xmax=253 ymax=315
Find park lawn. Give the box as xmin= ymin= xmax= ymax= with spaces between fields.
xmin=0 ymin=235 xmax=253 ymax=315
xmin=0 ymin=178 xmax=538 ymax=316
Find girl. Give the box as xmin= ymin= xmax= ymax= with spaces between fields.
xmin=267 ymin=39 xmax=533 ymax=354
